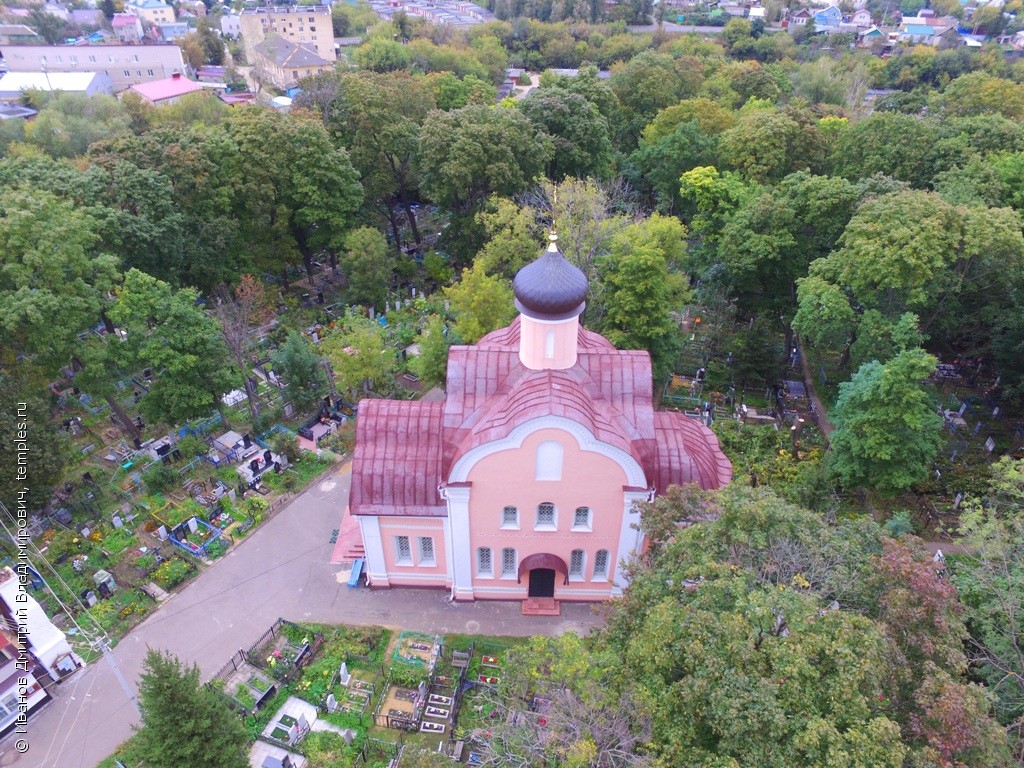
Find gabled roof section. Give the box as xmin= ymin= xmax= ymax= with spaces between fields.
xmin=256 ymin=35 xmax=330 ymax=68
xmin=350 ymin=400 xmax=446 ymax=517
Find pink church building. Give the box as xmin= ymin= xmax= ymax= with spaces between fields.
xmin=346 ymin=236 xmax=731 ymax=610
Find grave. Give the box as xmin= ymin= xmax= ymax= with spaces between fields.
xmin=420 ymin=722 xmax=445 ymax=733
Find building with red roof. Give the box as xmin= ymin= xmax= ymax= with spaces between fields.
xmin=128 ymin=72 xmax=204 ymax=105
xmin=346 ymin=235 xmax=731 ymax=610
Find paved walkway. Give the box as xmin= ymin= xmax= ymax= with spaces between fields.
xmin=17 ymin=468 xmax=602 ymax=768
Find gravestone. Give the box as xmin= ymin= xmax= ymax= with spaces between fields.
xmin=985 ymin=437 xmax=996 ymax=453
xmin=187 ymin=517 xmax=199 ymax=533
xmin=284 ymin=403 xmax=295 ymax=418
xmin=83 ymin=590 xmax=98 ymax=607
xmin=112 ymin=516 xmax=123 ymax=529
xmin=157 ymin=525 xmax=168 ymax=541
xmin=326 ymin=693 xmax=338 ymax=713
xmin=339 ymin=662 xmax=351 ymax=686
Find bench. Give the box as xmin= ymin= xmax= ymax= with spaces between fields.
xmin=348 ymin=558 xmax=364 ymax=588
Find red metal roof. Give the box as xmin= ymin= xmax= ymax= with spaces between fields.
xmin=349 ymin=320 xmax=732 ymax=516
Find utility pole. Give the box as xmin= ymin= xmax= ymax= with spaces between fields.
xmin=100 ymin=638 xmax=142 ymax=719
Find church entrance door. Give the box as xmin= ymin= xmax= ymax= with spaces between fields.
xmin=528 ymin=568 xmax=556 ymax=598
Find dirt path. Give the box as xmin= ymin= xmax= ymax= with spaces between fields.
xmin=796 ymin=336 xmax=834 ymax=440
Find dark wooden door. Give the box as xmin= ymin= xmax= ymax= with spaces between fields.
xmin=528 ymin=568 xmax=556 ymax=598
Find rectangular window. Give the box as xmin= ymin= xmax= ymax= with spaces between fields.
xmin=147 ymin=69 xmax=154 ymax=76
xmin=69 ymin=56 xmax=77 ymax=64
xmin=124 ymin=70 xmax=131 ymax=77
xmin=89 ymin=55 xmax=96 ymax=62
xmin=132 ymin=54 xmax=139 ymax=62
xmin=536 ymin=502 xmax=555 ymax=529
xmin=418 ymin=537 xmax=435 ymax=565
xmin=501 ymin=506 xmax=518 ymax=528
xmin=569 ymin=549 xmax=585 ymax=578
xmin=573 ymin=507 xmax=591 ymax=530
xmin=501 ymin=548 xmax=516 ymax=577
xmin=394 ymin=535 xmax=411 ymax=565
xmin=594 ymin=549 xmax=610 ymax=580
xmin=477 ymin=547 xmax=492 ymax=576
xmin=54 ymin=55 xmax=62 ymax=63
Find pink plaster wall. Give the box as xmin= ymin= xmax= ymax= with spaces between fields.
xmin=378 ymin=518 xmax=449 ymax=587
xmin=465 ymin=427 xmax=626 ymax=601
xmin=519 ymin=315 xmax=579 ymax=370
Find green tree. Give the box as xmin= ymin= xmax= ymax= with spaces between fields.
xmin=474 ymin=197 xmax=544 ymax=279
xmin=417 ymin=104 xmax=553 ymax=214
xmin=108 ymin=269 xmax=238 ymax=426
xmin=135 ymin=650 xmax=249 ymax=768
xmin=828 ymin=348 xmax=943 ymax=494
xmin=444 ymin=262 xmax=516 ymax=343
xmin=519 ymin=86 xmax=613 ymax=180
xmin=225 ymin=107 xmax=363 ymax=283
xmin=353 ymin=37 xmax=412 ymax=72
xmin=271 ymin=332 xmax=328 ymax=414
xmin=410 ymin=314 xmax=451 ymax=388
xmin=320 ymin=313 xmax=398 ymax=399
xmin=339 ymin=227 xmax=393 ymax=310
xmin=22 ymin=93 xmax=131 ymax=158
xmin=628 ymin=120 xmax=719 ymax=214
xmin=597 ymin=216 xmax=690 ymax=382
xmin=719 ymin=108 xmax=823 ymax=183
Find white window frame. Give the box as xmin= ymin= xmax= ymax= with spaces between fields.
xmin=535 ymin=502 xmax=556 ymax=531
xmin=593 ymin=549 xmax=610 ymax=581
xmin=569 ymin=549 xmax=585 ymax=581
xmin=418 ymin=537 xmax=435 ymax=566
xmin=501 ymin=547 xmax=517 ymax=579
xmin=500 ymin=505 xmax=519 ymax=530
xmin=394 ymin=535 xmax=412 ymax=566
xmin=572 ymin=506 xmax=592 ymax=531
xmin=477 ymin=547 xmax=492 ymax=577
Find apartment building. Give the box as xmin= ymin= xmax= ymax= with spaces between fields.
xmin=240 ymin=5 xmax=335 ymax=65
xmin=1 ymin=44 xmax=187 ymax=92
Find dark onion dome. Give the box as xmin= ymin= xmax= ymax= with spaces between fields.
xmin=513 ymin=234 xmax=589 ymax=320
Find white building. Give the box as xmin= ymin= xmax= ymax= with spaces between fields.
xmin=0 ymin=567 xmax=82 ymax=684
xmin=2 ymin=45 xmax=187 ymax=92
xmin=0 ymin=71 xmax=115 ymax=99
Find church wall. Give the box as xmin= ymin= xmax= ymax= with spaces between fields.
xmin=464 ymin=427 xmax=627 ymax=601
xmin=376 ymin=517 xmax=449 ymax=588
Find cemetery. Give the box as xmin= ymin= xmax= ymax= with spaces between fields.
xmin=203 ymin=620 xmax=529 ymax=767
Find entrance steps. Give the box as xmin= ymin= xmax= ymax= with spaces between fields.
xmin=521 ymin=597 xmax=560 ymax=616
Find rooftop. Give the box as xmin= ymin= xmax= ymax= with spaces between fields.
xmin=129 ymin=73 xmax=204 ymax=102
xmin=0 ymin=71 xmax=102 ymax=93
xmin=255 ymin=35 xmax=330 ymax=69
xmin=513 ymin=235 xmax=589 ymax=320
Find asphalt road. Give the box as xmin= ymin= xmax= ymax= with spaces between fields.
xmin=16 ymin=467 xmax=602 ymax=768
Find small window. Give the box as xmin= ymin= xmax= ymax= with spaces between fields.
xmin=418 ymin=537 xmax=434 ymax=565
xmin=293 ymin=70 xmax=299 ymax=79
xmin=536 ymin=502 xmax=555 ymax=529
xmin=394 ymin=535 xmax=411 ymax=565
xmin=147 ymin=69 xmax=154 ymax=76
xmin=545 ymin=329 xmax=555 ymax=358
xmin=88 ymin=55 xmax=96 ymax=62
xmin=594 ymin=549 xmax=610 ymax=580
xmin=501 ymin=506 xmax=518 ymax=528
xmin=501 ymin=548 xmax=516 ymax=577
xmin=132 ymin=54 xmax=139 ymax=62
xmin=569 ymin=549 xmax=585 ymax=578
xmin=573 ymin=507 xmax=591 ymax=530
xmin=310 ymin=25 xmax=316 ymax=31
xmin=309 ymin=15 xmax=315 ymax=21
xmin=124 ymin=70 xmax=131 ymax=77
xmin=69 ymin=56 xmax=77 ymax=64
xmin=54 ymin=55 xmax=62 ymax=63
xmin=477 ymin=547 xmax=492 ymax=576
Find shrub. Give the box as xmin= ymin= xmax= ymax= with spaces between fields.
xmin=144 ymin=464 xmax=178 ymax=494
xmin=176 ymin=435 xmax=208 ymax=458
xmin=270 ymin=432 xmax=303 ymax=464
xmin=883 ymin=509 xmax=915 ymax=538
xmin=153 ymin=559 xmax=191 ymax=590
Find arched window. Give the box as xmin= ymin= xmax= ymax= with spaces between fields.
xmin=536 ymin=502 xmax=556 ymax=528
xmin=477 ymin=547 xmax=492 ymax=576
xmin=501 ymin=506 xmax=519 ymax=528
xmin=573 ymin=507 xmax=591 ymax=530
xmin=501 ymin=548 xmax=517 ymax=577
xmin=569 ymin=549 xmax=585 ymax=578
xmin=593 ymin=549 xmax=610 ymax=580
xmin=535 ymin=440 xmax=563 ymax=481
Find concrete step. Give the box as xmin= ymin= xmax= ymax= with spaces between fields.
xmin=521 ymin=597 xmax=560 ymax=616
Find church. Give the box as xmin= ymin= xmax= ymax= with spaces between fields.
xmin=345 ymin=235 xmax=731 ymax=609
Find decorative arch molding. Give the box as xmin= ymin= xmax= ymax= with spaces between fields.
xmin=517 ymin=552 xmax=569 ymax=585
xmin=448 ymin=416 xmax=648 ymax=488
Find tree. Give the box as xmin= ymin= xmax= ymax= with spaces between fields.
xmin=828 ymin=348 xmax=943 ymax=494
xmin=519 ymin=86 xmax=613 ymax=180
xmin=339 ymin=227 xmax=393 ymax=310
xmin=108 ymin=269 xmax=238 ymax=427
xmin=225 ymin=107 xmax=363 ymax=283
xmin=410 ymin=314 xmax=451 ymax=388
xmin=628 ymin=121 xmax=718 ymax=214
xmin=597 ymin=216 xmax=690 ymax=382
xmin=835 ymin=113 xmax=942 ymax=187
xmin=610 ymin=51 xmax=704 ymax=146
xmin=22 ymin=93 xmax=131 ymax=159
xmin=474 ymin=197 xmax=544 ymax=279
xmin=417 ymin=104 xmax=553 ymax=214
xmin=320 ymin=313 xmax=398 ymax=399
xmin=271 ymin=332 xmax=328 ymax=413
xmin=210 ymin=275 xmax=275 ymax=421
xmin=26 ymin=9 xmax=67 ymax=44
xmin=444 ymin=262 xmax=516 ymax=343
xmin=353 ymin=37 xmax=412 ymax=72
xmin=135 ymin=650 xmax=248 ymax=768
xmin=719 ymin=108 xmax=824 ymax=183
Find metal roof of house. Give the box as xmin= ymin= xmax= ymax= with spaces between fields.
xmin=255 ymin=36 xmax=331 ymax=68
xmin=129 ymin=74 xmax=204 ymax=102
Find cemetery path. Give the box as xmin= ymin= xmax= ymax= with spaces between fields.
xmin=797 ymin=336 xmax=834 ymax=439
xmin=18 ymin=465 xmax=602 ymax=768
